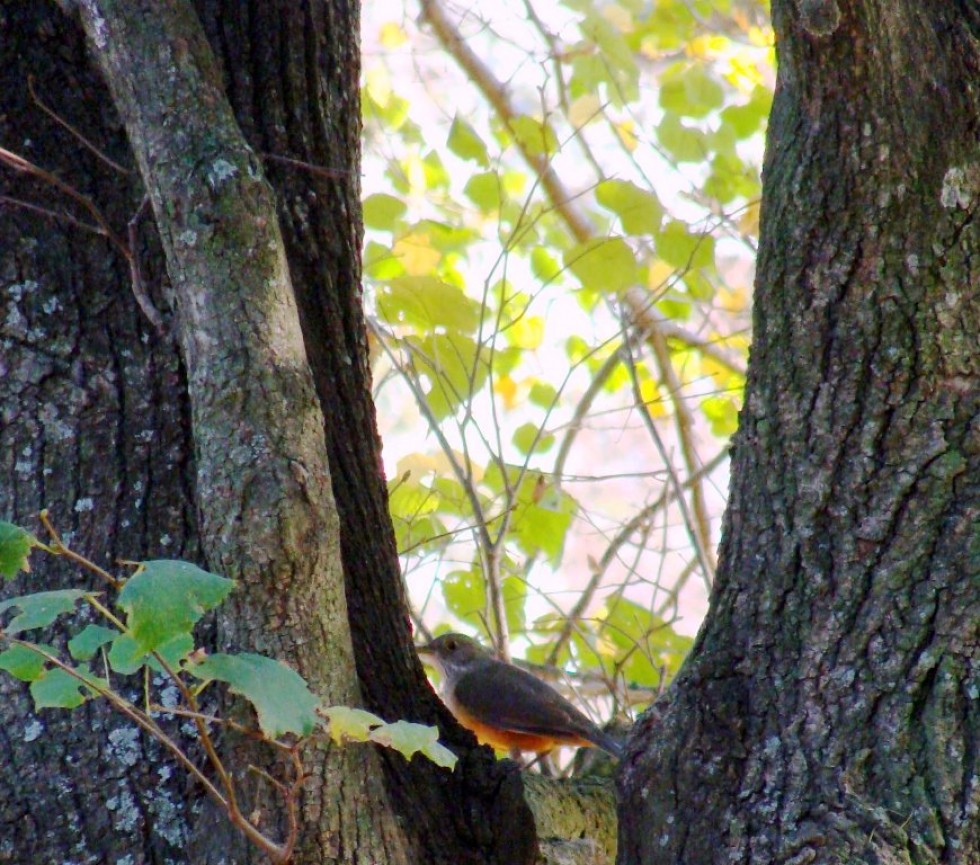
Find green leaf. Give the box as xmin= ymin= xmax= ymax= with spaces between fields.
xmin=530 ymin=247 xmax=561 ymax=283
xmin=569 ymin=54 xmax=609 ymax=100
xmin=117 ymin=560 xmax=234 ymax=654
xmin=513 ymin=422 xmax=555 ymax=456
xmin=68 ymin=624 xmax=119 ymax=661
xmin=0 ymin=642 xmax=55 ymax=681
xmin=30 ymin=666 xmax=92 ymax=709
xmin=701 ymin=394 xmax=740 ymax=437
xmin=656 ymin=221 xmax=715 ymax=270
xmin=565 ymin=334 xmax=591 ymax=364
xmin=565 ymin=237 xmax=638 ymax=294
xmin=404 ymin=333 xmax=489 ymax=421
xmin=442 ymin=569 xmax=485 ymax=625
xmin=448 ymin=116 xmax=490 ymax=167
xmin=464 ymin=173 xmax=501 ymax=213
xmin=704 ymin=152 xmax=759 ymax=204
xmin=600 ymin=597 xmax=693 ymax=687
xmin=660 ymin=62 xmax=724 ymax=118
xmin=377 ymin=277 xmax=481 ymax=334
xmin=388 ymin=480 xmax=448 ymax=556
xmin=0 ymin=590 xmax=89 ymax=633
xmin=529 ymin=381 xmax=558 ymax=408
xmin=365 ymin=240 xmax=405 ymax=280
xmin=369 ymin=719 xmax=457 ymax=769
xmin=421 ymin=150 xmax=450 ymax=190
xmin=107 ymin=632 xmax=194 ymax=675
xmin=578 ymin=11 xmax=639 ymax=104
xmin=719 ymin=85 xmax=772 ymax=140
xmin=0 ymin=522 xmax=37 ymax=580
xmin=657 ymin=114 xmax=707 ymax=163
xmin=322 ymin=705 xmax=385 ymax=743
xmin=190 ymin=652 xmax=319 ymax=738
xmin=595 ymin=180 xmax=663 ymax=235
xmin=363 ymin=193 xmax=407 ymax=231
xmin=502 ymin=575 xmax=527 ymax=636
xmin=509 ymin=115 xmax=558 ymax=158
xmin=513 ymin=485 xmax=577 ymax=566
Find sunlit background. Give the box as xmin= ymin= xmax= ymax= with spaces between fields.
xmin=360 ymin=0 xmax=773 ymax=723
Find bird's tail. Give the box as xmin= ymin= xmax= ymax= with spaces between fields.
xmin=590 ymin=728 xmax=625 ymax=758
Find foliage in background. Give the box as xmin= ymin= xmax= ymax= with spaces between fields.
xmin=362 ymin=0 xmax=773 ymax=719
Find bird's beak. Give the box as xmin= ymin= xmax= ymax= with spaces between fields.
xmin=417 ymin=643 xmax=446 ymax=678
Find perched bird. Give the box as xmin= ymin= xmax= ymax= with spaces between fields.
xmin=418 ymin=632 xmax=623 ymax=758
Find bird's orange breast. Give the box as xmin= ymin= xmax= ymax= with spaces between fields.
xmin=448 ymin=699 xmax=594 ymax=754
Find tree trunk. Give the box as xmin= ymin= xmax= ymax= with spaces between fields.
xmin=189 ymin=3 xmax=538 ymax=862
xmin=0 ymin=5 xmax=201 ymax=861
xmin=619 ymin=3 xmax=980 ymax=864
xmin=0 ymin=2 xmax=540 ymax=863
xmin=67 ymin=1 xmax=415 ymax=862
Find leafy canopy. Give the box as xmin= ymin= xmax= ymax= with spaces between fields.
xmin=363 ymin=0 xmax=772 ymax=712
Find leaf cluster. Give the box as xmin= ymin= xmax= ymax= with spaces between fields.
xmin=0 ymin=517 xmax=455 ymax=862
xmin=362 ymin=0 xmax=771 ymax=722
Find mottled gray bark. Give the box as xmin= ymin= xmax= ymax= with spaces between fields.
xmin=619 ymin=3 xmax=980 ymax=864
xmin=192 ymin=3 xmax=541 ymax=863
xmin=69 ymin=1 xmax=412 ymax=862
xmin=0 ymin=2 xmax=541 ymax=863
xmin=0 ymin=5 xmax=201 ymax=861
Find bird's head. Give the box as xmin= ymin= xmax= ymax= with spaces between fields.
xmin=417 ymin=632 xmax=491 ymax=681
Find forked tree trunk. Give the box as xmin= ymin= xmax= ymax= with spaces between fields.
xmin=190 ymin=4 xmax=538 ymax=862
xmin=619 ymin=3 xmax=980 ymax=863
xmin=0 ymin=2 xmax=537 ymax=863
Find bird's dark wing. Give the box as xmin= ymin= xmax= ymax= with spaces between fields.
xmin=454 ymin=659 xmax=621 ymax=755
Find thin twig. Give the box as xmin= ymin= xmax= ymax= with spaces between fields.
xmin=0 ymin=146 xmax=128 ymax=256
xmin=622 ymin=337 xmax=716 ymax=589
xmin=28 ymin=75 xmax=132 ymax=175
xmin=0 ymin=195 xmax=105 ymax=237
xmin=417 ymin=0 xmax=729 ymax=369
xmin=39 ymin=510 xmax=122 ymax=590
xmin=127 ymin=195 xmax=166 ymax=335
xmin=259 ymin=151 xmax=350 ymax=180
xmin=24 ymin=519 xmax=293 ymax=861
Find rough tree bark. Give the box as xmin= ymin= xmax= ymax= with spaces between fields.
xmin=68 ymin=1 xmax=415 ymax=862
xmin=619 ymin=3 xmax=980 ymax=864
xmin=188 ymin=3 xmax=539 ymax=862
xmin=0 ymin=2 xmax=554 ymax=863
xmin=0 ymin=6 xmax=201 ymax=861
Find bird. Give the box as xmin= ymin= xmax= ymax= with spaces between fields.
xmin=417 ymin=632 xmax=623 ymax=758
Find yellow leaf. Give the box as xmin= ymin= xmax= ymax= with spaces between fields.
xmin=725 ymin=54 xmax=766 ymax=91
xmin=748 ymin=26 xmax=776 ymax=47
xmin=568 ymin=94 xmax=602 ymax=129
xmin=395 ymin=452 xmax=442 ymax=478
xmin=701 ymin=354 xmax=736 ymax=387
xmin=639 ymin=377 xmax=668 ymax=418
xmin=647 ymin=259 xmax=674 ymax=291
xmin=364 ymin=66 xmax=391 ymax=108
xmin=687 ymin=35 xmax=728 ymax=58
xmin=495 ymin=374 xmax=519 ymax=410
xmin=738 ymin=199 xmax=761 ymax=237
xmin=378 ymin=22 xmax=407 ymax=48
xmin=502 ymin=170 xmax=526 ymax=197
xmin=717 ymin=285 xmax=750 ymax=313
xmin=613 ymin=119 xmax=638 ymax=152
xmin=396 ymin=450 xmax=483 ymax=483
xmin=392 ymin=233 xmax=441 ymax=275
xmin=507 ymin=315 xmax=544 ymax=350
xmin=601 ymin=3 xmax=633 ymax=32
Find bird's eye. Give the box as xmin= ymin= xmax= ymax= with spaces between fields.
xmin=445 ymin=637 xmax=457 ymax=652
